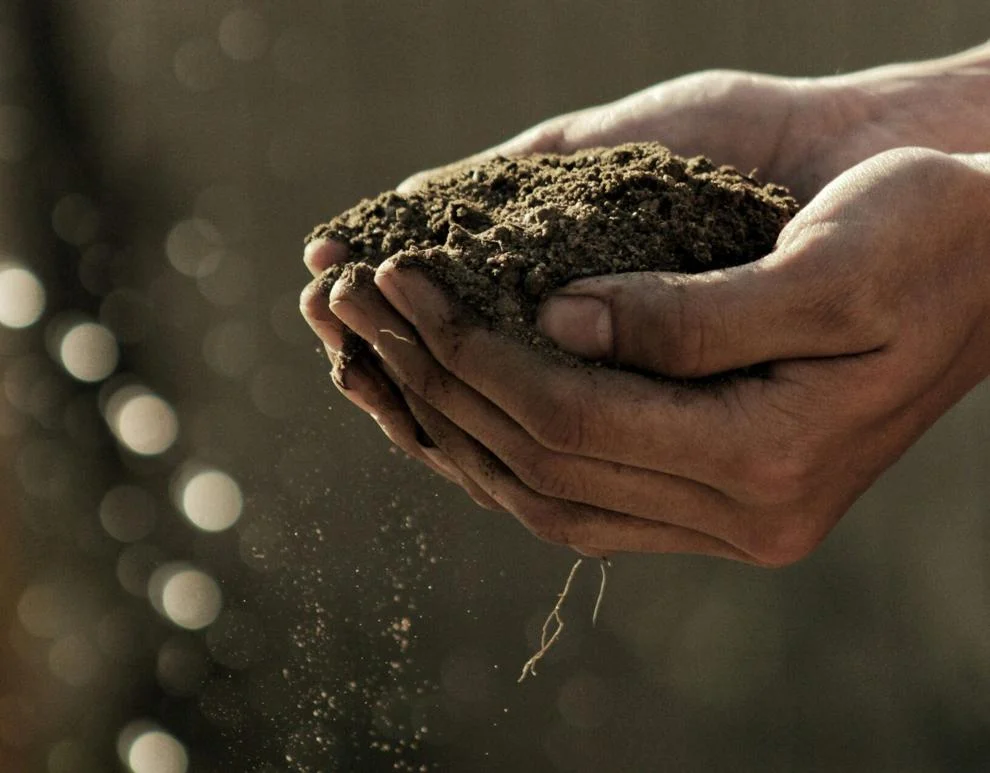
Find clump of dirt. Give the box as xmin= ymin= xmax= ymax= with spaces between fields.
xmin=308 ymin=142 xmax=798 ymax=370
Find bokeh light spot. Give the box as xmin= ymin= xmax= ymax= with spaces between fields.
xmin=99 ymin=485 xmax=157 ymax=542
xmin=17 ymin=584 xmax=75 ymax=639
xmin=173 ymin=37 xmax=224 ymax=92
xmin=149 ymin=564 xmax=222 ymax=630
xmin=106 ymin=386 xmax=179 ymax=456
xmin=0 ymin=264 xmax=45 ymax=328
xmin=58 ymin=321 xmax=118 ymax=382
xmin=48 ymin=633 xmax=101 ymax=687
xmin=202 ymin=319 xmax=257 ymax=378
xmin=123 ymin=726 xmax=189 ymax=773
xmin=180 ymin=469 xmax=243 ymax=532
xmin=165 ymin=218 xmax=222 ymax=277
xmin=52 ymin=194 xmax=100 ymax=246
xmin=218 ymin=9 xmax=269 ymax=62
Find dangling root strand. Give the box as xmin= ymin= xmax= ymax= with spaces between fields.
xmin=518 ymin=556 xmax=610 ymax=682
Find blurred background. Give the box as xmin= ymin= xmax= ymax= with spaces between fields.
xmin=1 ymin=1 xmax=990 ymax=771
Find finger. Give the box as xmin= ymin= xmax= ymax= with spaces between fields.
xmin=342 ymin=277 xmax=753 ymax=547
xmin=337 ymin=353 xmax=500 ymax=511
xmin=373 ymin=262 xmax=753 ymax=480
xmin=535 ymin=232 xmax=894 ymax=377
xmin=361 ymin=287 xmax=831 ymax=564
xmin=375 ymin=358 xmax=504 ymax=513
xmin=327 ymin=274 xmax=503 ymax=511
xmin=327 ymin=342 xmax=446 ymax=481
xmin=304 ymin=238 xmax=349 ymax=278
xmin=300 ymin=276 xmax=344 ymax=350
xmin=333 ymin=352 xmax=432 ymax=462
xmin=403 ymin=389 xmax=754 ymax=561
xmin=420 ymin=444 xmax=506 ymax=512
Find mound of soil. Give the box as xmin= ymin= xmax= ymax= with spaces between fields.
xmin=308 ymin=142 xmax=798 ymax=371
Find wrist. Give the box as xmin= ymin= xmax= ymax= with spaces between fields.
xmin=955 ymin=151 xmax=990 ymax=175
xmin=823 ymin=41 xmax=990 ymax=156
xmin=952 ymin=151 xmax=990 ymax=381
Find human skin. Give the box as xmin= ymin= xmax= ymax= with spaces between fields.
xmin=301 ymin=44 xmax=990 ymax=565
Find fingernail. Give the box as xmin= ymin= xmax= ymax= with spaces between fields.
xmin=330 ymin=299 xmax=374 ymax=341
xmin=537 ymin=295 xmax=613 ymax=360
xmin=303 ymin=239 xmax=328 ymax=275
xmin=375 ymin=268 xmax=415 ymax=322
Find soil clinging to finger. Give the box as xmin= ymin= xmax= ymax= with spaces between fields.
xmin=309 ymin=142 xmax=798 ymax=368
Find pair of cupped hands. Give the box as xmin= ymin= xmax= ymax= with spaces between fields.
xmin=301 ymin=65 xmax=990 ymax=566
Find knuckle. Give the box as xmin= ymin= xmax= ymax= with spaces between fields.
xmin=876 ymin=146 xmax=950 ymax=183
xmin=747 ymin=507 xmax=827 ymax=568
xmin=733 ymin=441 xmax=816 ymax=508
xmin=516 ymin=456 xmax=576 ymax=501
xmin=520 ymin=116 xmax=570 ymax=153
xmin=803 ymin=266 xmax=894 ymax=351
xmin=653 ymin=282 xmax=722 ymax=377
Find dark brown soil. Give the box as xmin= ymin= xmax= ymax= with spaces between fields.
xmin=308 ymin=142 xmax=798 ymax=371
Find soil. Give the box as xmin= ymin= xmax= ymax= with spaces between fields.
xmin=308 ymin=142 xmax=798 ymax=371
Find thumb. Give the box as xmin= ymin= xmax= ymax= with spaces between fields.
xmin=536 ymin=253 xmax=889 ymax=377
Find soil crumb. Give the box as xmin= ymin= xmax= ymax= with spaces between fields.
xmin=308 ymin=142 xmax=798 ymax=369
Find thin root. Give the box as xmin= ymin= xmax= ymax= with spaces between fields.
xmin=518 ymin=556 xmax=611 ymax=683
xmin=592 ymin=558 xmax=610 ymax=626
xmin=378 ymin=328 xmax=416 ymax=345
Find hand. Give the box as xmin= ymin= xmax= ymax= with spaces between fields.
xmin=300 ymin=48 xmax=990 ymax=559
xmin=317 ymin=148 xmax=990 ymax=564
xmin=396 ymin=44 xmax=990 ymax=204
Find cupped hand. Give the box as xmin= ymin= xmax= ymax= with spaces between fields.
xmin=314 ymin=148 xmax=990 ymax=565
xmin=300 ymin=48 xmax=990 ymax=560
xmin=394 ymin=62 xmax=990 ymax=204
xmin=299 ymin=68 xmax=870 ymax=471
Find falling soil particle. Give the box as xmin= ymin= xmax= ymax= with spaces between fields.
xmin=308 ymin=142 xmax=798 ymax=371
